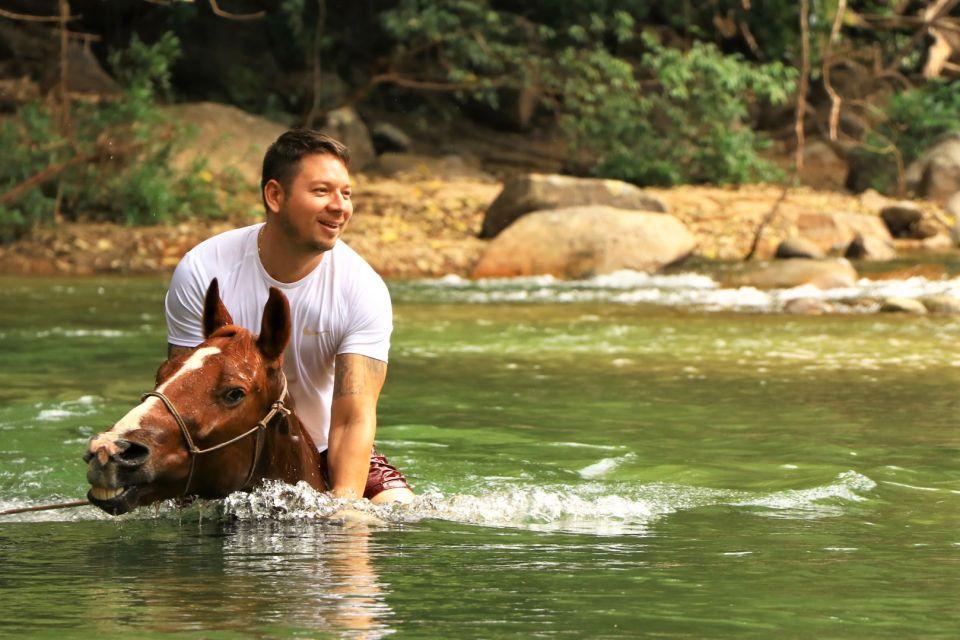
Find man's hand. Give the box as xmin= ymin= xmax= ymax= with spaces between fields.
xmin=327 ymin=353 xmax=387 ymax=499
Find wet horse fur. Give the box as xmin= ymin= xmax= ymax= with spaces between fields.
xmin=85 ymin=279 xmax=326 ymax=515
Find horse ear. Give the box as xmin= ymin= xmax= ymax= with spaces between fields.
xmin=202 ymin=278 xmax=233 ymax=338
xmin=257 ymin=287 xmax=290 ymax=362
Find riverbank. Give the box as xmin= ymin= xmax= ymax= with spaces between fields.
xmin=0 ymin=175 xmax=953 ymax=279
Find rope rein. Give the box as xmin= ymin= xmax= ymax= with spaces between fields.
xmin=141 ymin=374 xmax=291 ymax=496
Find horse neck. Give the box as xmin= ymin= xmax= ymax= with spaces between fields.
xmin=258 ymin=411 xmax=326 ymax=492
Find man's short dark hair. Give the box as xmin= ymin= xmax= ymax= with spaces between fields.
xmin=260 ymin=129 xmax=350 ymax=200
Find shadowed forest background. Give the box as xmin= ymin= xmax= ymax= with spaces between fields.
xmin=0 ymin=0 xmax=958 ymax=277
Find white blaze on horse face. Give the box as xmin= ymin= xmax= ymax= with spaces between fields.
xmin=104 ymin=346 xmax=222 ymax=440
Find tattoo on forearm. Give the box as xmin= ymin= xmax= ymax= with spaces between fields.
xmin=334 ymin=357 xmax=386 ymax=397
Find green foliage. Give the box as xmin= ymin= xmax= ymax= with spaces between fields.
xmin=557 ymin=34 xmax=796 ymax=185
xmin=851 ymin=79 xmax=960 ymax=194
xmin=0 ymin=33 xmax=223 ymax=242
xmin=882 ymin=80 xmax=960 ymax=163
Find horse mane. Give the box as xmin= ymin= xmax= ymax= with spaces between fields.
xmin=208 ymin=325 xmax=243 ymax=340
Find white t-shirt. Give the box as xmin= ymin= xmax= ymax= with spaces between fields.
xmin=165 ymin=223 xmax=392 ymax=452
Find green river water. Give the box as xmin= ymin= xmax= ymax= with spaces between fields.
xmin=0 ymin=275 xmax=958 ymax=638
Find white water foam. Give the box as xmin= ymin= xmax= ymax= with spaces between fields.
xmin=2 ymin=472 xmax=876 ymax=531
xmin=402 ymin=270 xmax=960 ymax=313
xmin=213 ymin=470 xmax=876 ymax=535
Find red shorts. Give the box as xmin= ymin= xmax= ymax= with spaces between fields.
xmin=320 ymin=448 xmax=412 ymax=499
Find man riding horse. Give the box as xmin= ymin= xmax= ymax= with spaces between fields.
xmin=162 ymin=129 xmax=414 ymax=505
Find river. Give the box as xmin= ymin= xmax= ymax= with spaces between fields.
xmin=1 ymin=273 xmax=958 ymax=638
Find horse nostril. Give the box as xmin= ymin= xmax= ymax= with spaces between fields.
xmin=114 ymin=440 xmax=150 ymax=466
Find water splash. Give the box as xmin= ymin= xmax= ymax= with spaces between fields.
xmin=2 ymin=472 xmax=877 ymax=533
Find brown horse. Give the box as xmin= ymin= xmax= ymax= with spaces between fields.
xmin=85 ymin=279 xmax=326 ymax=515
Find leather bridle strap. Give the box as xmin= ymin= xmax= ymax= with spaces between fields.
xmin=141 ymin=375 xmax=291 ymax=497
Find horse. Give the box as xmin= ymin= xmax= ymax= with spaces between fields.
xmin=84 ymin=279 xmax=326 ymax=516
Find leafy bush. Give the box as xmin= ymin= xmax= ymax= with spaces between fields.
xmin=849 ymin=79 xmax=960 ymax=194
xmin=557 ymin=34 xmax=796 ymax=185
xmin=0 ymin=32 xmax=222 ymax=243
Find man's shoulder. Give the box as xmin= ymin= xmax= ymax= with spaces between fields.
xmin=188 ymin=223 xmax=260 ymax=259
xmin=332 ymin=241 xmax=385 ymax=285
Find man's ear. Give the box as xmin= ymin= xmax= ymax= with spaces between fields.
xmin=257 ymin=287 xmax=291 ymax=362
xmin=263 ymin=178 xmax=284 ymax=214
xmin=202 ymin=278 xmax=233 ymax=338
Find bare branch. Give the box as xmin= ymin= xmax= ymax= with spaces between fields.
xmin=0 ymin=7 xmax=77 ymax=22
xmin=794 ymin=0 xmax=811 ymax=173
xmin=822 ymin=0 xmax=847 ymax=141
xmin=208 ymin=0 xmax=265 ymax=21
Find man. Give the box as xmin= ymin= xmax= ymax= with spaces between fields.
xmin=164 ymin=129 xmax=414 ymax=504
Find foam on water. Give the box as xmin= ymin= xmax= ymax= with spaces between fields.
xmin=0 ymin=471 xmax=877 ymax=532
xmin=398 ymin=270 xmax=960 ymax=313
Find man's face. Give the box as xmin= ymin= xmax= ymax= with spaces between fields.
xmin=272 ymin=153 xmax=353 ymax=253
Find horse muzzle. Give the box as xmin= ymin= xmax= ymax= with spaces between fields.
xmin=84 ymin=436 xmax=152 ymax=515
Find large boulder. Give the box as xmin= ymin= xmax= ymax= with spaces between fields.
xmin=733 ymin=259 xmax=858 ymax=290
xmin=906 ymin=131 xmax=960 ymax=205
xmin=785 ymin=210 xmax=895 ymax=260
xmin=480 ymin=174 xmax=667 ymax=239
xmin=471 ymin=206 xmax=695 ymax=279
xmin=165 ymin=102 xmax=287 ymax=184
xmin=321 ymin=107 xmax=376 ymax=170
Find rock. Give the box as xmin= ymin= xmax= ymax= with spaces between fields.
xmin=470 ymin=205 xmax=695 ymax=279
xmin=905 ymin=131 xmax=960 ymax=205
xmin=845 ymin=232 xmax=896 ymax=261
xmin=371 ymin=122 xmax=412 ymax=154
xmin=41 ymin=41 xmax=121 ymax=101
xmin=787 ymin=210 xmax=895 ymax=260
xmin=783 ymin=298 xmax=835 ymax=315
xmin=879 ymin=297 xmax=928 ymax=314
xmin=947 ymin=192 xmax=960 ymax=220
xmin=480 ymin=174 xmax=668 ymax=239
xmin=165 ymin=102 xmax=287 ymax=185
xmin=734 ymin=259 xmax=858 ymax=290
xmin=920 ymin=295 xmax=960 ymax=314
xmin=798 ymin=139 xmax=848 ymax=191
xmin=859 ymin=189 xmax=890 ymax=213
xmin=880 ymin=202 xmax=927 ymax=238
xmin=775 ymin=237 xmax=825 ymax=259
xmin=321 ymin=107 xmax=376 ymax=169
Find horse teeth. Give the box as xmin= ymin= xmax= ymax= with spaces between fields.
xmin=91 ymin=486 xmax=123 ymax=500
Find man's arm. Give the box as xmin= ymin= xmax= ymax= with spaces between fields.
xmin=327 ymin=353 xmax=387 ymax=499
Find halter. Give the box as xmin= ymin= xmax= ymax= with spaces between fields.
xmin=141 ymin=374 xmax=292 ymax=497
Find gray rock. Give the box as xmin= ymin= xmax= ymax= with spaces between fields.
xmin=775 ymin=237 xmax=825 ymax=259
xmin=919 ymin=295 xmax=960 ymax=314
xmin=480 ymin=174 xmax=667 ymax=239
xmin=321 ymin=107 xmax=376 ymax=169
xmin=879 ymin=297 xmax=928 ymax=314
xmin=735 ymin=259 xmax=858 ymax=290
xmin=471 ymin=205 xmax=695 ymax=279
xmin=905 ymin=131 xmax=960 ymax=205
xmin=788 ymin=210 xmax=895 ymax=260
xmin=371 ymin=122 xmax=412 ymax=154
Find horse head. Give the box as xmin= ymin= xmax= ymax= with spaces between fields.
xmin=85 ymin=279 xmax=321 ymax=515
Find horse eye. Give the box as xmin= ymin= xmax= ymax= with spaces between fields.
xmin=222 ymin=388 xmax=246 ymax=405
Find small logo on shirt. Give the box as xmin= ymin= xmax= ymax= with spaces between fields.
xmin=303 ymin=327 xmax=329 ymax=337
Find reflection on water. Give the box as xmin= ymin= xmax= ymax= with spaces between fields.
xmin=0 ymin=519 xmax=394 ymax=638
